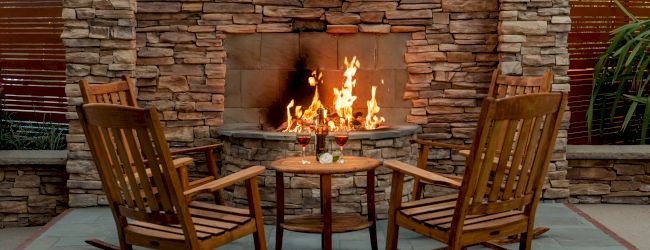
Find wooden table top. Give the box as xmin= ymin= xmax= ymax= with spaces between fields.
xmin=270 ymin=156 xmax=380 ymax=175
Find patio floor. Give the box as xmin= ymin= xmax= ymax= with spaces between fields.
xmin=17 ymin=203 xmax=630 ymax=250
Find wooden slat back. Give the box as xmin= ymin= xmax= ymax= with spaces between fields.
xmin=487 ymin=69 xmax=552 ymax=99
xmin=77 ymin=103 xmax=187 ymax=225
xmin=487 ymin=69 xmax=552 ymax=151
xmin=79 ymin=76 xmax=138 ymax=107
xmin=459 ymin=93 xmax=568 ymax=216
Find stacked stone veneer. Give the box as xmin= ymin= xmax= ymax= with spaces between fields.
xmin=219 ymin=126 xmax=419 ymax=222
xmin=0 ymin=164 xmax=68 ymax=227
xmin=63 ymin=0 xmax=571 ymax=206
xmin=567 ymin=159 xmax=650 ymax=204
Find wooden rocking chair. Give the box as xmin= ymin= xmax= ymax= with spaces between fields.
xmin=79 ymin=76 xmax=224 ymax=201
xmin=77 ymin=103 xmax=266 ymax=250
xmin=410 ymin=70 xmax=554 ymax=245
xmin=385 ymin=92 xmax=568 ymax=250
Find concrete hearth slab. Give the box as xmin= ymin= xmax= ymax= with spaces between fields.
xmin=217 ymin=124 xmax=421 ymax=141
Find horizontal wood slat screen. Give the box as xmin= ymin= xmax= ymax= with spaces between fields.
xmin=567 ymin=0 xmax=650 ymax=144
xmin=0 ymin=0 xmax=67 ymax=124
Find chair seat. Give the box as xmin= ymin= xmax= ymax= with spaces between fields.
xmin=125 ymin=201 xmax=252 ymax=241
xmin=399 ymin=194 xmax=527 ymax=233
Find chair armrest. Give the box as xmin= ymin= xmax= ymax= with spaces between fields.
xmin=384 ymin=160 xmax=461 ymax=189
xmin=411 ymin=139 xmax=470 ymax=151
xmin=438 ymin=173 xmax=464 ymax=183
xmin=173 ymin=157 xmax=193 ymax=168
xmin=183 ymin=165 xmax=266 ymax=198
xmin=171 ymin=143 xmax=223 ymax=156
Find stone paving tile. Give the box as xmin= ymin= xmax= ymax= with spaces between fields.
xmin=23 ymin=203 xmax=626 ymax=250
xmin=24 ymin=236 xmax=59 ymax=250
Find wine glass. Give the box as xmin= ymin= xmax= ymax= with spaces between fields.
xmin=333 ymin=129 xmax=349 ymax=164
xmin=296 ymin=130 xmax=311 ymax=164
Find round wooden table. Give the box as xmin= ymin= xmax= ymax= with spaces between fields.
xmin=270 ymin=156 xmax=381 ymax=250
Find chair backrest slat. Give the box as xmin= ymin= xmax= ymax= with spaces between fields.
xmin=459 ymin=92 xmax=567 ymax=216
xmin=514 ymin=115 xmax=545 ymax=199
xmin=111 ymin=127 xmax=148 ymax=210
xmin=123 ymin=128 xmax=160 ymax=211
xmin=487 ymin=119 xmax=519 ymax=202
xmin=500 ymin=117 xmax=534 ymax=201
xmin=133 ymin=122 xmax=176 ymax=213
xmin=100 ymin=126 xmax=136 ymax=207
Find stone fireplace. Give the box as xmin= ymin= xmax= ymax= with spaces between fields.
xmin=62 ymin=0 xmax=571 ymax=208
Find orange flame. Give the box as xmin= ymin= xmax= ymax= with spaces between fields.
xmin=283 ymin=57 xmax=384 ymax=132
xmin=283 ymin=71 xmax=325 ymax=132
xmin=333 ymin=57 xmax=359 ymax=129
xmin=365 ymin=85 xmax=385 ymax=129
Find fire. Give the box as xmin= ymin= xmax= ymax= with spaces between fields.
xmin=365 ymin=85 xmax=385 ymax=129
xmin=333 ymin=57 xmax=359 ymax=128
xmin=282 ymin=57 xmax=385 ymax=132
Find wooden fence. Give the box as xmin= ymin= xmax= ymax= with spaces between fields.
xmin=568 ymin=0 xmax=650 ymax=144
xmin=0 ymin=0 xmax=67 ymax=124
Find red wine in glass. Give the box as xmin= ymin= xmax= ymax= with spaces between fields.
xmin=297 ymin=136 xmax=311 ymax=147
xmin=333 ymin=130 xmax=349 ymax=164
xmin=296 ymin=131 xmax=311 ymax=164
xmin=335 ymin=135 xmax=348 ymax=147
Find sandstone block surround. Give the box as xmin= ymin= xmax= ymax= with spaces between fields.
xmin=62 ymin=0 xmax=571 ymax=207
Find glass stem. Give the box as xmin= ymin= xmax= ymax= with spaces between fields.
xmin=340 ymin=146 xmax=344 ymax=162
xmin=302 ymin=146 xmax=306 ymax=163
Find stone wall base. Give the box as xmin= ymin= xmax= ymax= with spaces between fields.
xmin=567 ymin=145 xmax=650 ymax=204
xmin=0 ymin=162 xmax=68 ymax=227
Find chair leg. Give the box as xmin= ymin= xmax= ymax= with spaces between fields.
xmin=115 ymin=219 xmax=132 ymax=250
xmin=519 ymin=231 xmax=534 ymax=250
xmin=385 ymin=220 xmax=399 ymax=250
xmin=385 ymin=171 xmax=404 ymax=250
xmin=213 ymin=191 xmax=224 ymax=205
xmin=246 ymin=178 xmax=267 ymax=250
xmin=253 ymin=227 xmax=267 ymax=250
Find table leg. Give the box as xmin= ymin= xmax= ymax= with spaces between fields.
xmin=276 ymin=172 xmax=284 ymax=250
xmin=320 ymin=174 xmax=332 ymax=250
xmin=367 ymin=169 xmax=378 ymax=250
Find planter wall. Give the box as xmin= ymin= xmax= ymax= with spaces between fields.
xmin=567 ymin=145 xmax=650 ymax=204
xmin=0 ymin=150 xmax=68 ymax=227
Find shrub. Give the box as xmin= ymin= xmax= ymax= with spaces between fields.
xmin=0 ymin=111 xmax=67 ymax=150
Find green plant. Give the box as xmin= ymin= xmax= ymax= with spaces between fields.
xmin=587 ymin=0 xmax=650 ymax=144
xmin=0 ymin=111 xmax=67 ymax=150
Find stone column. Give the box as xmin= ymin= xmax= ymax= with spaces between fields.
xmin=497 ymin=0 xmax=571 ymax=199
xmin=135 ymin=1 xmax=226 ymax=150
xmin=62 ymin=0 xmax=137 ymax=207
